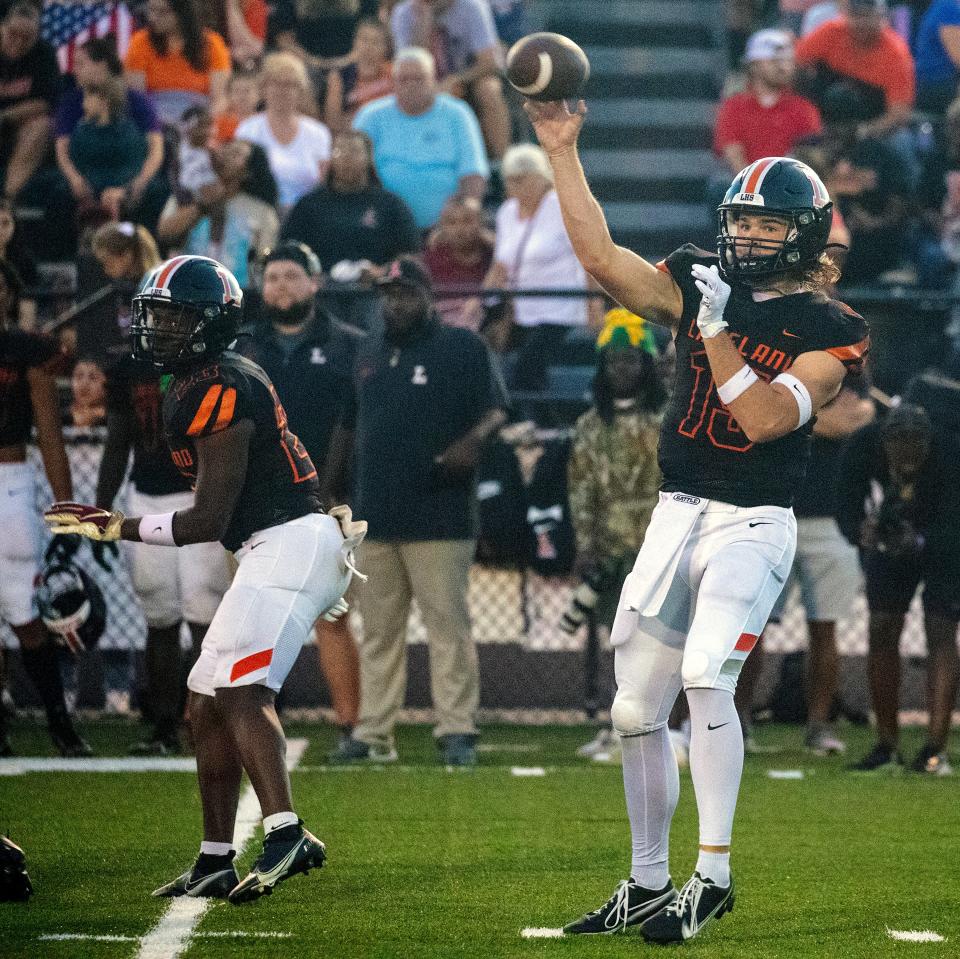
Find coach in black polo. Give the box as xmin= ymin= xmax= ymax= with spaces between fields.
xmin=340 ymin=256 xmax=507 ymax=767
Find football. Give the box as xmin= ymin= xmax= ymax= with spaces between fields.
xmin=505 ymin=32 xmax=590 ymax=102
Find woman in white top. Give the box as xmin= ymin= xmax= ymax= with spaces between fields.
xmin=476 ymin=144 xmax=600 ymax=389
xmin=236 ymin=52 xmax=332 ymax=213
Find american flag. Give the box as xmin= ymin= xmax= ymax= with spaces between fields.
xmin=40 ymin=1 xmax=135 ymax=75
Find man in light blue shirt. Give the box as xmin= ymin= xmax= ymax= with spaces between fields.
xmin=354 ymin=48 xmax=489 ymax=230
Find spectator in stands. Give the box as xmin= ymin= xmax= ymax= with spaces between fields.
xmin=423 ymin=195 xmax=493 ymax=329
xmin=213 ymin=66 xmax=260 ymax=142
xmin=235 ymin=242 xmax=364 ymax=757
xmin=795 ymin=0 xmax=915 ymax=143
xmin=390 ymin=0 xmax=511 ymax=159
xmin=915 ymin=98 xmax=960 ymax=287
xmin=157 ymin=139 xmax=278 ymax=286
xmin=0 ymin=256 xmax=22 ymax=326
xmin=323 ymin=18 xmax=394 ymax=132
xmin=354 ymin=47 xmax=488 ymax=230
xmin=55 ymin=37 xmax=166 ymax=231
xmin=0 ymin=1 xmax=60 ymax=201
xmin=87 ymin=221 xmax=162 ymax=356
xmin=175 ymin=104 xmax=217 ymax=199
xmin=280 ymin=128 xmax=418 ymax=275
xmin=0 ymin=198 xmax=37 ymax=329
xmin=332 ymin=256 xmax=507 ymax=767
xmin=95 ymin=345 xmax=232 ymax=756
xmin=236 ymin=51 xmax=332 ymax=213
xmin=124 ymin=0 xmax=231 ymax=125
xmin=714 ymin=30 xmax=822 ymax=176
xmin=568 ymin=311 xmax=665 ymax=763
xmin=472 ymin=143 xmax=594 ymax=390
xmin=225 ymin=0 xmax=267 ymax=67
xmin=820 ymin=90 xmax=912 ymax=283
xmin=915 ymin=0 xmax=960 ymax=114
xmin=271 ymin=0 xmax=381 ymax=69
xmin=67 ymin=356 xmax=107 ymax=427
xmin=838 ymin=404 xmax=960 ymax=775
xmin=489 ymin=0 xmax=530 ymax=47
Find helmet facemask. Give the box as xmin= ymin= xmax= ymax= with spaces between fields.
xmin=717 ymin=206 xmax=828 ymax=280
xmin=131 ymin=298 xmax=221 ymax=370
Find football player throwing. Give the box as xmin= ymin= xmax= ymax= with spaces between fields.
xmin=527 ymin=101 xmax=868 ymax=944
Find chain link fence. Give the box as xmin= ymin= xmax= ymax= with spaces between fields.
xmin=2 ymin=432 xmax=932 ymax=720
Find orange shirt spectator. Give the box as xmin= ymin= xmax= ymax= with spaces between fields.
xmin=124 ymin=0 xmax=231 ymax=126
xmin=795 ymin=3 xmax=914 ymax=138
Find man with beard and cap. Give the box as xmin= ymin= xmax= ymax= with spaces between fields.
xmin=330 ymin=255 xmax=507 ymax=767
xmin=236 ymin=241 xmax=365 ymax=757
xmin=567 ymin=309 xmax=667 ymax=765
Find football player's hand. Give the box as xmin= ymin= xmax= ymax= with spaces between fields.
xmin=691 ymin=263 xmax=731 ymax=338
xmin=43 ymin=502 xmax=124 ymax=542
xmin=44 ymin=533 xmax=81 ymax=566
xmin=523 ymin=98 xmax=587 ymax=157
xmin=321 ymin=597 xmax=350 ymax=623
xmin=90 ymin=539 xmax=119 ymax=571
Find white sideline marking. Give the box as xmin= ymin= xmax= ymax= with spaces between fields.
xmin=511 ymin=766 xmax=547 ymax=777
xmin=887 ymin=929 xmax=947 ymax=943
xmin=39 ymin=932 xmax=294 ymax=943
xmin=767 ymin=769 xmax=805 ymax=780
xmin=521 ymin=927 xmax=565 ymax=939
xmin=477 ymin=742 xmax=541 ymax=753
xmin=135 ymin=738 xmax=308 ymax=959
xmin=0 ymin=757 xmax=198 ymax=776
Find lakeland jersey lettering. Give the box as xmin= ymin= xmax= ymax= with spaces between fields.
xmin=656 ymin=244 xmax=870 ymax=508
xmin=163 ymin=351 xmax=322 ymax=551
xmin=0 ymin=329 xmax=59 ymax=446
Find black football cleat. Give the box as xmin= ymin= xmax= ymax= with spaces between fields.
xmin=228 ymin=822 xmax=326 ymax=905
xmin=563 ymin=878 xmax=677 ymax=934
xmin=641 ymin=872 xmax=735 ymax=944
xmin=48 ymin=717 xmax=93 ymax=758
xmin=152 ymin=852 xmax=239 ymax=898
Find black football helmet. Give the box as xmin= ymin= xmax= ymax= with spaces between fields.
xmin=132 ymin=255 xmax=243 ymax=370
xmin=0 ymin=836 xmax=32 ymax=902
xmin=717 ymin=157 xmax=833 ymax=279
xmin=36 ymin=561 xmax=107 ymax=655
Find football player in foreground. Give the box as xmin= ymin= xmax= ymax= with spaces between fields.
xmin=526 ymin=100 xmax=869 ymax=944
xmin=45 ymin=256 xmax=366 ymax=904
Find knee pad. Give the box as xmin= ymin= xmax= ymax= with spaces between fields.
xmin=611 ymin=687 xmax=666 ymax=738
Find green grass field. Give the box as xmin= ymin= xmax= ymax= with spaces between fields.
xmin=0 ymin=720 xmax=957 ymax=959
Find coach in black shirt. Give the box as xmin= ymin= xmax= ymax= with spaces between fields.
xmin=0 ymin=2 xmax=60 ymax=199
xmin=335 ymin=256 xmax=506 ymax=767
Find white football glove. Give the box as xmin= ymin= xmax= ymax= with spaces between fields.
xmin=691 ymin=263 xmax=731 ymax=339
xmin=328 ymin=505 xmax=368 ymax=582
xmin=321 ymin=597 xmax=350 ymax=622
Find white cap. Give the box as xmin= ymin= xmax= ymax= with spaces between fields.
xmin=744 ymin=29 xmax=794 ymax=63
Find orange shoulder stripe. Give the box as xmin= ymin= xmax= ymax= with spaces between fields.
xmin=212 ymin=387 xmax=236 ymax=432
xmin=186 ymin=384 xmax=223 ymax=436
xmin=826 ymin=336 xmax=870 ymax=364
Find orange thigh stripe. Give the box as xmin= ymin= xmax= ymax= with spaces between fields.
xmin=230 ymin=647 xmax=274 ymax=682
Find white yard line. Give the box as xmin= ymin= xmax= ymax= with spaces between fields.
xmin=134 ymin=737 xmax=308 ymax=959
xmin=0 ymin=757 xmax=198 ymax=775
xmin=886 ymin=929 xmax=947 ymax=943
xmin=520 ymin=927 xmax=565 ymax=939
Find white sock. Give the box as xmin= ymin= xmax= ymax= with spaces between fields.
xmin=621 ymin=726 xmax=679 ymax=890
xmin=686 ymin=687 xmax=742 ymax=888
xmin=263 ymin=811 xmax=299 ymax=834
xmin=199 ymin=841 xmax=233 ymax=857
xmin=695 ymin=849 xmax=731 ymax=887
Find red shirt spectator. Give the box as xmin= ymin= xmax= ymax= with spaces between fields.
xmin=795 ymin=1 xmax=915 ymax=138
xmin=714 ymin=29 xmax=822 ymax=172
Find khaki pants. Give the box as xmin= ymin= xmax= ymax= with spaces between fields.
xmin=354 ymin=539 xmax=479 ymax=741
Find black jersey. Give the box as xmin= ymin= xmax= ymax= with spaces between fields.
xmin=163 ymin=351 xmax=323 ymax=551
xmin=0 ymin=329 xmax=58 ymax=446
xmin=657 ymin=245 xmax=870 ymax=508
xmin=107 ymin=356 xmax=191 ymax=497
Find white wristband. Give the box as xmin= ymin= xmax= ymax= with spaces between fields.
xmin=138 ymin=512 xmax=177 ymax=547
xmin=698 ymin=316 xmax=729 ymax=339
xmin=772 ymin=373 xmax=813 ymax=428
xmin=716 ymin=365 xmax=759 ymax=405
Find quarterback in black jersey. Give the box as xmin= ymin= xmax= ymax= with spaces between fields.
xmin=527 ymin=100 xmax=869 ymax=943
xmin=46 ymin=256 xmax=367 ymax=904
